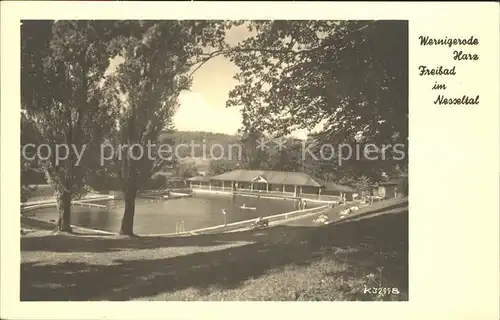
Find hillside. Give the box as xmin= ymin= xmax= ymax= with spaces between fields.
xmin=159 ymin=130 xmax=242 ymax=171
xmin=160 ymin=130 xmax=240 ymax=159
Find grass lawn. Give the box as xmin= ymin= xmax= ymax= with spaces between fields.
xmin=20 ymin=198 xmax=408 ymax=301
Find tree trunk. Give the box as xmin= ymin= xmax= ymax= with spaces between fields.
xmin=119 ymin=188 xmax=137 ymax=236
xmin=56 ymin=191 xmax=72 ymax=232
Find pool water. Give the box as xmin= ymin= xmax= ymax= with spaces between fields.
xmin=29 ymin=194 xmax=316 ymax=234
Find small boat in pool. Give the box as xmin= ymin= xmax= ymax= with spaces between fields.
xmin=240 ymin=204 xmax=257 ymax=210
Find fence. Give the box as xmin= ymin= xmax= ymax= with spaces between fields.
xmin=106 ymin=197 xmax=166 ymax=209
xmin=170 ymin=188 xmax=193 ymax=194
xmin=194 ymin=204 xmax=330 ymax=234
xmin=149 ymin=204 xmax=330 ymax=237
xmin=21 ymin=196 xmax=114 ymax=212
xmin=190 ymin=185 xmax=340 ymax=202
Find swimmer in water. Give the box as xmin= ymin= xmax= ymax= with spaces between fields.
xmin=242 ymin=204 xmax=246 ymax=208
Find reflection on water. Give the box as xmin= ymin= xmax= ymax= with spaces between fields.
xmin=32 ymin=194 xmax=317 ymax=234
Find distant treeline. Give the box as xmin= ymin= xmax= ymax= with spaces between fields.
xmin=160 ymin=130 xmax=241 ymax=159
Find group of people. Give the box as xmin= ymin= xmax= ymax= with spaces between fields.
xmin=297 ymin=199 xmax=308 ymax=210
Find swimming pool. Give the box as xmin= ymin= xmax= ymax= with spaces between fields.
xmin=28 ymin=194 xmax=317 ymax=234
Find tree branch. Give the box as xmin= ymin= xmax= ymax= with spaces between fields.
xmin=187 ymin=21 xmax=379 ymax=78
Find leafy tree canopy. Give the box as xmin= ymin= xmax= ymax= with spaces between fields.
xmin=225 ymin=20 xmax=408 ymax=180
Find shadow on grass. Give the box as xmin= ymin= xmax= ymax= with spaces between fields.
xmin=21 ymin=226 xmax=290 ymax=253
xmin=21 ymin=207 xmax=408 ymax=301
xmin=21 ymin=216 xmax=56 ymax=231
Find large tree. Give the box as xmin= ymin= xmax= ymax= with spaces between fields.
xmin=225 ymin=20 xmax=408 ymax=181
xmin=21 ymin=113 xmax=40 ymax=204
xmin=208 ymin=158 xmax=238 ymax=176
xmin=237 ymin=127 xmax=271 ymax=170
xmin=104 ymin=21 xmax=229 ymax=236
xmin=268 ymin=137 xmax=303 ymax=172
xmin=21 ymin=20 xmax=119 ymax=231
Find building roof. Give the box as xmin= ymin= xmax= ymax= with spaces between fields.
xmin=210 ymin=169 xmax=323 ymax=187
xmin=186 ymin=176 xmax=211 ymax=182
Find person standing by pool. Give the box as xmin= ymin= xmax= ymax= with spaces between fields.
xmin=303 ymin=200 xmax=307 ymax=209
xmin=222 ymin=208 xmax=227 ymax=227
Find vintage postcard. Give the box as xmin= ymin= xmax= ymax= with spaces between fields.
xmin=1 ymin=1 xmax=499 ymax=320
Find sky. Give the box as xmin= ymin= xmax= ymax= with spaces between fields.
xmin=175 ymin=49 xmax=244 ymax=136
xmin=109 ymin=25 xmax=313 ymax=139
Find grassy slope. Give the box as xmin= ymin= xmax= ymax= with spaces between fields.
xmin=21 ymin=198 xmax=408 ymax=301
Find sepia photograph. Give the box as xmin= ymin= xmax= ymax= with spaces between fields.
xmin=18 ymin=19 xmax=410 ymax=302
xmin=2 ymin=0 xmax=499 ymax=319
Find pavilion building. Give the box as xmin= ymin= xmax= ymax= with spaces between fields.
xmin=187 ymin=169 xmax=355 ymax=200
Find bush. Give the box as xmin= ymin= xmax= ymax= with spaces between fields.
xmin=140 ymin=175 xmax=166 ymax=191
xmin=397 ymin=176 xmax=408 ymax=196
xmin=21 ymin=169 xmax=46 ymax=185
xmin=21 ymin=185 xmax=38 ymax=204
xmin=87 ymin=174 xmax=122 ymax=192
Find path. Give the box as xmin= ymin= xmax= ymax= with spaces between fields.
xmin=280 ymin=197 xmax=408 ymax=228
